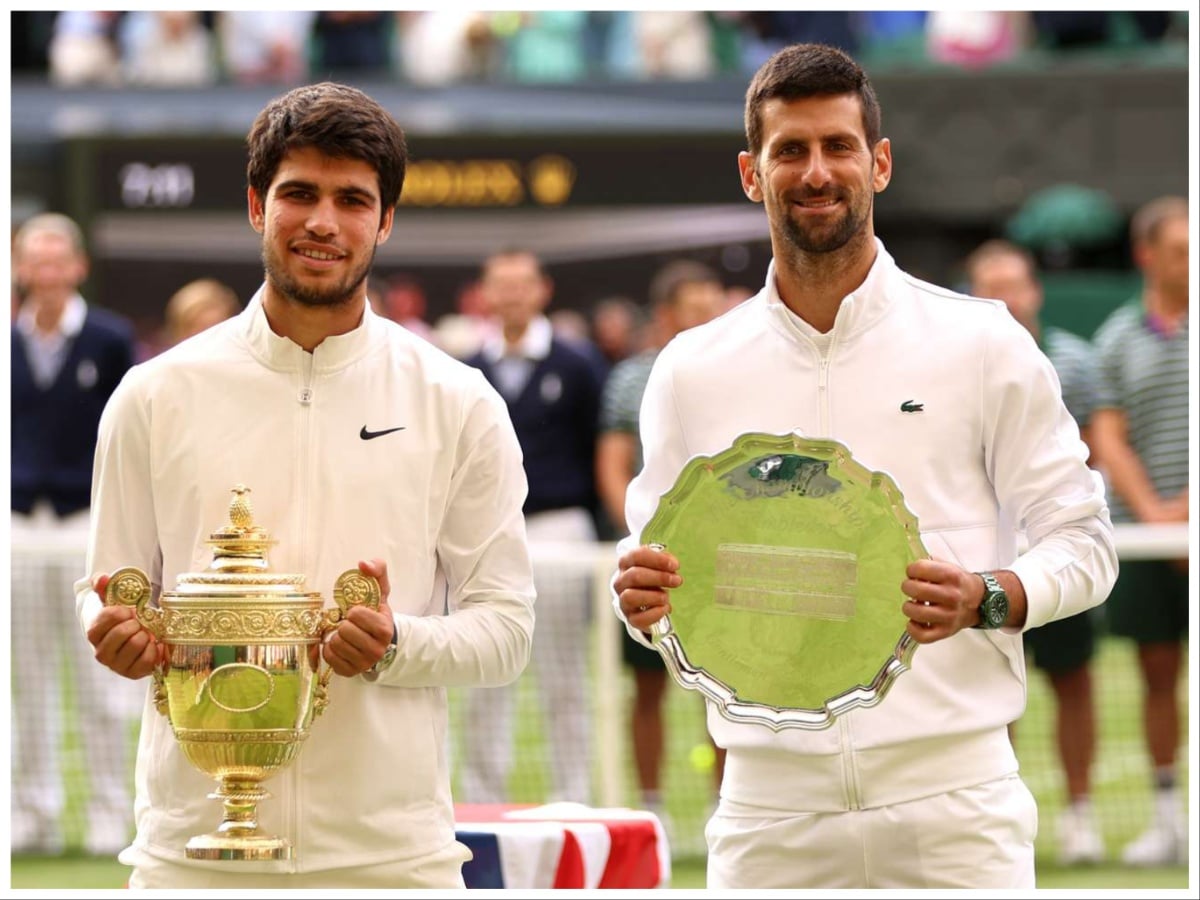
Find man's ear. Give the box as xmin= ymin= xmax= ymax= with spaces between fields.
xmin=376 ymin=206 xmax=395 ymax=245
xmin=738 ymin=151 xmax=763 ymax=203
xmin=1131 ymin=240 xmax=1152 ymax=271
xmin=248 ymin=187 xmax=265 ymax=233
xmin=872 ymin=138 xmax=893 ymax=194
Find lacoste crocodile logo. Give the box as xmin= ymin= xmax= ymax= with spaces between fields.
xmin=360 ymin=425 xmax=406 ymax=440
xmin=900 ymin=400 xmax=924 ymax=413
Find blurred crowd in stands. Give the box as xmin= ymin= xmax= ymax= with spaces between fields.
xmin=10 ymin=10 xmax=1187 ymax=89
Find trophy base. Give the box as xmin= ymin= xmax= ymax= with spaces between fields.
xmin=185 ymin=831 xmax=293 ymax=861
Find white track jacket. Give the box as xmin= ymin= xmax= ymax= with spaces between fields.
xmin=76 ymin=288 xmax=535 ymax=873
xmin=619 ymin=243 xmax=1116 ymax=812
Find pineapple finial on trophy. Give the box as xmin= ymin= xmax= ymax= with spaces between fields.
xmin=229 ymin=484 xmax=254 ymax=530
xmin=208 ymin=484 xmax=275 ymax=570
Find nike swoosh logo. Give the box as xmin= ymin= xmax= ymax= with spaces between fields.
xmin=360 ymin=426 xmax=406 ymax=440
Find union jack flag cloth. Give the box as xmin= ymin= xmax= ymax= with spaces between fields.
xmin=455 ymin=802 xmax=671 ymax=889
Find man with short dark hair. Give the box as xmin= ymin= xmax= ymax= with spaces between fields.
xmin=76 ymin=82 xmax=535 ymax=888
xmin=612 ymin=44 xmax=1115 ymax=888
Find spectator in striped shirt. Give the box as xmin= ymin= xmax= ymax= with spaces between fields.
xmin=1091 ymin=195 xmax=1189 ymax=868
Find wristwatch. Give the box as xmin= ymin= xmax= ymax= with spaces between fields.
xmin=973 ymin=572 xmax=1009 ymax=630
xmin=369 ymin=622 xmax=399 ymax=675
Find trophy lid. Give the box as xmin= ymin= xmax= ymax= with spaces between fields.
xmin=207 ymin=484 xmax=275 ymax=557
xmin=172 ymin=485 xmax=310 ymax=594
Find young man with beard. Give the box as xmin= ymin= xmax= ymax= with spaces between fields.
xmin=76 ymin=82 xmax=536 ymax=888
xmin=611 ymin=44 xmax=1116 ymax=888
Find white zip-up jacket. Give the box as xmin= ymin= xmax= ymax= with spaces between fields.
xmin=618 ymin=244 xmax=1116 ymax=812
xmin=76 ymin=288 xmax=535 ymax=873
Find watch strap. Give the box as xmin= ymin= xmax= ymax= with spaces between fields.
xmin=369 ymin=621 xmax=399 ymax=675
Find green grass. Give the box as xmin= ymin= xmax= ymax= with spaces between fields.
xmin=10 ymin=853 xmax=132 ymax=889
xmin=10 ymin=851 xmax=1188 ymax=891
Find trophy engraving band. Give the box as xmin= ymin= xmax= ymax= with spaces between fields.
xmin=155 ymin=606 xmax=328 ymax=644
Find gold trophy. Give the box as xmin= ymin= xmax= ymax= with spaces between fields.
xmin=103 ymin=484 xmax=380 ymax=860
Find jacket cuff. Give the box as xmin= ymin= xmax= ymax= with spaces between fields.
xmin=1007 ymin=557 xmax=1055 ymax=632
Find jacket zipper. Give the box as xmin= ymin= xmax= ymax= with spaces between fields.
xmin=817 ymin=326 xmax=839 ymax=435
xmin=839 ymin=716 xmax=863 ymax=810
xmin=821 ymin=322 xmax=860 ymax=807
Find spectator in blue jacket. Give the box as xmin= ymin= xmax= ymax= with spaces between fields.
xmin=11 ymin=212 xmax=140 ymax=856
xmin=461 ymin=248 xmax=603 ymax=805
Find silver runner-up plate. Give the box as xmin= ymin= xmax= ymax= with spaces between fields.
xmin=642 ymin=432 xmax=929 ymax=731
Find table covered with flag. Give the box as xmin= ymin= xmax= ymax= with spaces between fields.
xmin=455 ymin=802 xmax=671 ymax=889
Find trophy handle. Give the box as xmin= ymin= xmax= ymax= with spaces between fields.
xmin=104 ymin=566 xmax=165 ymax=637
xmin=312 ymin=607 xmax=344 ymax=719
xmin=103 ymin=566 xmax=170 ymax=716
xmin=312 ymin=571 xmax=382 ymax=719
xmin=333 ymin=569 xmax=382 ymax=613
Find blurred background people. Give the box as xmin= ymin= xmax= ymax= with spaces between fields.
xmin=590 ymin=296 xmax=646 ymax=370
xmin=47 ymin=10 xmax=122 ymax=86
xmin=10 ymin=212 xmax=140 ymax=856
xmin=497 ymin=11 xmax=588 ymax=83
xmin=460 ymin=248 xmax=603 ymax=805
xmin=548 ymin=306 xmax=610 ymax=385
xmin=1090 ymin=196 xmax=1190 ymax=867
xmin=926 ymin=11 xmax=1029 ymax=68
xmin=217 ymin=11 xmax=315 ymax=85
xmin=631 ymin=11 xmax=717 ymax=80
xmin=162 ymin=277 xmax=241 ymax=346
xmin=396 ymin=10 xmax=497 ymax=86
xmin=595 ymin=259 xmax=728 ymax=826
xmin=12 ymin=9 xmax=1188 ymax=89
xmin=963 ymin=239 xmax=1104 ymax=865
xmin=369 ymin=271 xmax=441 ymax=345
xmin=432 ymin=279 xmax=495 ymax=360
xmin=311 ymin=11 xmax=392 ymax=78
xmin=119 ymin=11 xmax=217 ymax=87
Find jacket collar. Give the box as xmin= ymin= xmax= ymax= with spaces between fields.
xmin=240 ymin=284 xmax=382 ymax=372
xmin=480 ymin=314 xmax=553 ymax=364
xmin=763 ymin=238 xmax=899 ymax=342
xmin=16 ymin=293 xmax=87 ymax=341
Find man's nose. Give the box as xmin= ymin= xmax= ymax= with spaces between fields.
xmin=305 ymin=198 xmax=339 ymax=236
xmin=801 ymin=149 xmax=833 ymax=188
